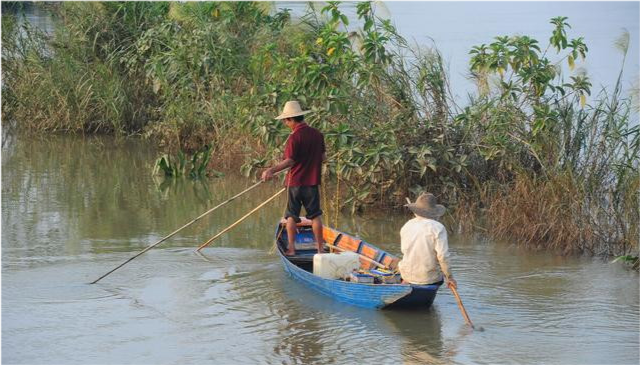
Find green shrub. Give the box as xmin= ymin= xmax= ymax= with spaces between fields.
xmin=3 ymin=2 xmax=637 ymax=257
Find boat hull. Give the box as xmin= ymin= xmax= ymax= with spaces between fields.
xmin=276 ymin=223 xmax=441 ymax=309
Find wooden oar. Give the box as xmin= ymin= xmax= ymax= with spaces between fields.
xmin=196 ymin=187 xmax=286 ymax=251
xmin=90 ymin=179 xmax=266 ymax=284
xmin=325 ymin=243 xmax=391 ymax=270
xmin=447 ymin=277 xmax=478 ymax=330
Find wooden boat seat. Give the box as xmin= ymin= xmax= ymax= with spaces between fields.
xmin=380 ymin=253 xmax=400 ymax=270
xmin=322 ymin=226 xmax=342 ymax=246
xmin=323 ymin=229 xmax=389 ymax=270
xmin=335 ymin=233 xmax=362 ymax=252
xmin=358 ymin=243 xmax=383 ymax=269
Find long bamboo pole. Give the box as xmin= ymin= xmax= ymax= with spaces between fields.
xmin=325 ymin=243 xmax=391 ymax=270
xmin=196 ymin=188 xmax=286 ymax=251
xmin=90 ymin=179 xmax=266 ymax=284
xmin=449 ymin=282 xmax=476 ymax=330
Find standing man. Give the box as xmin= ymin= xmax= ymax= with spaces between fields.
xmin=262 ymin=101 xmax=326 ymax=256
xmin=399 ymin=193 xmax=457 ymax=290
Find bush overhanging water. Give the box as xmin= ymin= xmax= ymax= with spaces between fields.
xmin=2 ymin=2 xmax=638 ymax=259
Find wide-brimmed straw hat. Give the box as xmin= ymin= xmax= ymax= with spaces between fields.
xmin=275 ymin=101 xmax=312 ymax=120
xmin=405 ymin=193 xmax=446 ymax=219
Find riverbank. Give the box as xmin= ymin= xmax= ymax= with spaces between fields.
xmin=2 ymin=2 xmax=638 ymax=259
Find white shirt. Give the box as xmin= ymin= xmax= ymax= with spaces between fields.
xmin=398 ymin=216 xmax=452 ymax=285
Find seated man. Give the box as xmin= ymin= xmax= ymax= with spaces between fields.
xmin=398 ymin=193 xmax=457 ymax=290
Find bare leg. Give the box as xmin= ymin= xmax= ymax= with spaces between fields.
xmin=312 ymin=216 xmax=325 ymax=253
xmin=285 ymin=217 xmax=296 ymax=256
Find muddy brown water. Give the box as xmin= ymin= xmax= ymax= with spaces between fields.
xmin=2 ymin=134 xmax=638 ymax=364
xmin=4 ymin=2 xmax=639 ymax=363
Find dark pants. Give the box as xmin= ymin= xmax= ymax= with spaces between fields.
xmin=285 ymin=186 xmax=322 ymax=223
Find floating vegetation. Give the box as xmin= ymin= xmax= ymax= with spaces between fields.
xmin=612 ymin=255 xmax=640 ymax=271
xmin=154 ymin=145 xmax=222 ymax=179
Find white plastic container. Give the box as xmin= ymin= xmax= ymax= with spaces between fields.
xmin=313 ymin=251 xmax=361 ymax=280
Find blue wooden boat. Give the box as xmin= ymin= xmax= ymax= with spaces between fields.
xmin=275 ymin=220 xmax=441 ymax=309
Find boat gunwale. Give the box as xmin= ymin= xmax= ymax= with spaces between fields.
xmin=274 ymin=224 xmax=441 ymax=291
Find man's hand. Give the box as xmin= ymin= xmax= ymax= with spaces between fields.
xmin=261 ymin=168 xmax=274 ymax=181
xmin=446 ymin=277 xmax=457 ymax=290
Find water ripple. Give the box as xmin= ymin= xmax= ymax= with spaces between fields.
xmin=2 ymin=241 xmax=638 ymax=365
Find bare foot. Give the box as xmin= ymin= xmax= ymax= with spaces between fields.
xmin=285 ymin=250 xmax=296 ymax=256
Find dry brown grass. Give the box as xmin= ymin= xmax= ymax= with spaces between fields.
xmin=481 ymin=172 xmax=640 ymax=256
xmin=209 ymin=129 xmax=266 ymax=172
xmin=450 ymin=193 xmax=486 ymax=235
xmin=485 ymin=174 xmax=588 ymax=254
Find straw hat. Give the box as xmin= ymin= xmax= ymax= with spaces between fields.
xmin=275 ymin=101 xmax=312 ymax=120
xmin=405 ymin=193 xmax=446 ymax=219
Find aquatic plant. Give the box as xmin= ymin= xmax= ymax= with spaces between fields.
xmin=612 ymin=255 xmax=640 ymax=271
xmin=154 ymin=145 xmax=221 ymax=179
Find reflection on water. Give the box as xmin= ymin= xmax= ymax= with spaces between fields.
xmin=2 ymin=134 xmax=639 ymax=365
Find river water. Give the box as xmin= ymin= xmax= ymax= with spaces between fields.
xmin=2 ymin=134 xmax=639 ymax=364
xmin=2 ymin=2 xmax=640 ymax=364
